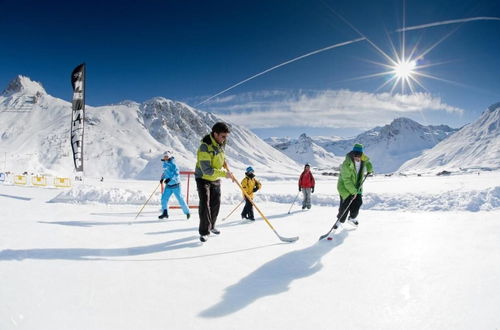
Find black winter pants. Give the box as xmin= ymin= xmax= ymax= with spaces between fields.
xmin=196 ymin=178 xmax=221 ymax=236
xmin=241 ymin=198 xmax=255 ymax=220
xmin=337 ymin=194 xmax=363 ymax=223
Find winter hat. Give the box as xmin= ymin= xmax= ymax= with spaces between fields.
xmin=246 ymin=166 xmax=254 ymax=173
xmin=352 ymin=143 xmax=364 ymax=153
xmin=163 ymin=150 xmax=173 ymax=158
xmin=304 ymin=163 xmax=311 ymax=168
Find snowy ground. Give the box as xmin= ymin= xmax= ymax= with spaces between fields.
xmin=1 ymin=172 xmax=500 ymax=330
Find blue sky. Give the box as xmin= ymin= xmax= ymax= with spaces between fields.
xmin=1 ymin=0 xmax=499 ymax=138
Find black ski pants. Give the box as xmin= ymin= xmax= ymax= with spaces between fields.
xmin=337 ymin=194 xmax=363 ymax=223
xmin=196 ymin=178 xmax=221 ymax=236
xmin=241 ymin=198 xmax=255 ymax=220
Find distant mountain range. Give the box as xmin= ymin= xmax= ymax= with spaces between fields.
xmin=399 ymin=102 xmax=500 ymax=173
xmin=1 ymin=75 xmax=498 ymax=177
xmin=0 ymin=76 xmax=300 ymax=179
xmin=266 ymin=118 xmax=458 ymax=173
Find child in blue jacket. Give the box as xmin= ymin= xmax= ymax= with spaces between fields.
xmin=159 ymin=150 xmax=190 ymax=220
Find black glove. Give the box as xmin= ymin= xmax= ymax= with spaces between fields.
xmin=299 ymin=187 xmax=302 ymax=192
xmin=160 ymin=178 xmax=164 ymax=184
xmin=164 ymin=178 xmax=171 ymax=184
xmin=253 ymin=186 xmax=259 ymax=192
xmin=311 ymin=187 xmax=314 ymax=193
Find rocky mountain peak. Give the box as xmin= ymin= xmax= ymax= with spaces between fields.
xmin=2 ymin=75 xmax=46 ymax=97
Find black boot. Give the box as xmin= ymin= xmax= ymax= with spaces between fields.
xmin=158 ymin=209 xmax=169 ymax=219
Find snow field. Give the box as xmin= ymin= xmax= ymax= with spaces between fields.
xmin=1 ymin=172 xmax=500 ymax=329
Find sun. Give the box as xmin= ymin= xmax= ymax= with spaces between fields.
xmin=323 ymin=6 xmax=449 ymax=94
xmin=393 ymin=59 xmax=417 ymax=79
xmin=363 ymin=53 xmax=426 ymax=94
xmin=339 ymin=33 xmax=438 ymax=94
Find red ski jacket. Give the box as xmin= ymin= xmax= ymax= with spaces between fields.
xmin=298 ymin=171 xmax=315 ymax=188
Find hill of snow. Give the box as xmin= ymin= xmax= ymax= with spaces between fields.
xmin=0 ymin=76 xmax=300 ymax=179
xmin=399 ymin=103 xmax=500 ymax=173
xmin=44 ymin=172 xmax=500 ymax=212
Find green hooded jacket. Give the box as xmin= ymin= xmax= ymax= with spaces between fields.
xmin=337 ymin=152 xmax=373 ymax=199
xmin=195 ymin=133 xmax=228 ymax=181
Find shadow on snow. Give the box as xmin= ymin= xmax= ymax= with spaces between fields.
xmin=39 ymin=220 xmax=160 ymax=227
xmin=145 ymin=217 xmax=250 ymax=235
xmin=199 ymin=229 xmax=351 ymax=318
xmin=39 ymin=217 xmax=189 ymax=227
xmin=0 ymin=235 xmax=201 ymax=261
xmin=0 ymin=193 xmax=32 ymax=201
xmin=0 ymin=237 xmax=283 ymax=262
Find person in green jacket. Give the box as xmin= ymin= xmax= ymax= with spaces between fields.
xmin=195 ymin=122 xmax=232 ymax=242
xmin=331 ymin=143 xmax=373 ymax=235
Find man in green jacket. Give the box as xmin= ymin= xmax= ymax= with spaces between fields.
xmin=195 ymin=122 xmax=232 ymax=242
xmin=331 ymin=143 xmax=373 ymax=236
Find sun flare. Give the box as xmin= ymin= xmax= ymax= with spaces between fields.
xmin=393 ymin=60 xmax=417 ymax=79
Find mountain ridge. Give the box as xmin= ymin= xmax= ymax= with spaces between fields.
xmin=399 ymin=103 xmax=500 ymax=173
xmin=266 ymin=117 xmax=458 ymax=173
xmin=0 ymin=76 xmax=300 ymax=179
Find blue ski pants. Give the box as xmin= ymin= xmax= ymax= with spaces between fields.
xmin=161 ymin=184 xmax=190 ymax=215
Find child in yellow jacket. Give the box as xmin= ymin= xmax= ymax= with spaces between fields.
xmin=241 ymin=166 xmax=262 ymax=221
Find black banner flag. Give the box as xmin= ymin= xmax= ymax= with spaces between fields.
xmin=70 ymin=63 xmax=85 ymax=172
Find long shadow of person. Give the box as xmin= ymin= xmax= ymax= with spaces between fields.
xmin=39 ymin=220 xmax=160 ymax=227
xmin=199 ymin=229 xmax=352 ymax=318
xmin=0 ymin=236 xmax=200 ymax=261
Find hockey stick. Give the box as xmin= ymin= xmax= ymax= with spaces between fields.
xmin=225 ymin=164 xmax=298 ymax=243
xmin=222 ymin=199 xmax=244 ymax=221
xmin=319 ymin=173 xmax=369 ymax=240
xmin=287 ymin=191 xmax=300 ymax=214
xmin=134 ymin=182 xmax=161 ymax=220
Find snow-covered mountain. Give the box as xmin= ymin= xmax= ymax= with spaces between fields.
xmin=264 ymin=118 xmax=457 ymax=173
xmin=399 ymin=103 xmax=500 ymax=173
xmin=0 ymin=76 xmax=300 ymax=179
xmin=264 ymin=133 xmax=343 ymax=169
xmin=316 ymin=118 xmax=458 ymax=173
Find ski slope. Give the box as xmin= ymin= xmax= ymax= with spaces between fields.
xmin=1 ymin=172 xmax=500 ymax=330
